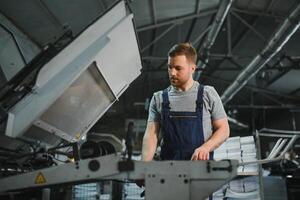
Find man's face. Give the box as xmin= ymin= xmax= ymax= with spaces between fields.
xmin=168 ymin=55 xmax=195 ymax=88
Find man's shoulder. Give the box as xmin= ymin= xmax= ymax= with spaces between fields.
xmin=195 ymin=83 xmax=216 ymax=96
xmin=153 ymin=86 xmax=171 ymax=97
xmin=203 ymin=85 xmax=215 ymax=93
xmin=202 ymin=85 xmax=221 ymax=101
xmin=153 ymin=90 xmax=163 ymax=99
xmin=191 ymin=81 xmax=215 ymax=93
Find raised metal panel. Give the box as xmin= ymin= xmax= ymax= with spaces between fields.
xmin=5 ymin=1 xmax=142 ymax=145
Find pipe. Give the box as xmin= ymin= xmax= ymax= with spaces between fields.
xmin=259 ymin=133 xmax=295 ymax=138
xmin=194 ymin=0 xmax=234 ymax=80
xmin=260 ymin=128 xmax=300 ymax=135
xmin=267 ymin=138 xmax=282 ymax=159
xmin=241 ymin=135 xmax=299 ymax=165
xmin=279 ymin=135 xmax=299 ymax=157
xmin=221 ymin=4 xmax=300 ymax=104
xmin=268 ymin=139 xmax=287 ymax=159
xmin=227 ymin=116 xmax=249 ymax=129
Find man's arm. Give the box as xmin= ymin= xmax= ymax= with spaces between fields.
xmin=191 ymin=118 xmax=229 ymax=160
xmin=141 ymin=121 xmax=160 ymax=161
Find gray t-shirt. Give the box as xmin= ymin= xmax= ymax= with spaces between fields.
xmin=148 ymin=81 xmax=227 ymax=141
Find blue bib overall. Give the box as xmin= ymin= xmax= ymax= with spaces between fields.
xmin=160 ymin=84 xmax=214 ymax=161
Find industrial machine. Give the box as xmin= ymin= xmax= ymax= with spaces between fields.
xmin=0 ymin=0 xmax=141 ymax=149
xmin=0 ymin=1 xmax=239 ymax=199
xmin=0 ymin=154 xmax=238 ymax=200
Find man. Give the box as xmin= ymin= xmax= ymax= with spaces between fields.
xmin=142 ymin=43 xmax=229 ymax=161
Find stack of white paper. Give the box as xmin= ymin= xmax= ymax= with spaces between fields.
xmin=213 ymin=136 xmax=260 ymax=199
xmin=214 ymin=136 xmax=258 ymax=175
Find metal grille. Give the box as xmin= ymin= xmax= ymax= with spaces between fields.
xmin=73 ymin=183 xmax=100 ymax=200
xmin=73 ymin=181 xmax=144 ymax=200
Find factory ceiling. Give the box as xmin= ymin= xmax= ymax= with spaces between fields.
xmin=0 ymin=0 xmax=300 ymax=132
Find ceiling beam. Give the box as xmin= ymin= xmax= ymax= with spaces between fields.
xmin=221 ymin=3 xmax=300 ymax=105
xmin=232 ymin=8 xmax=285 ymax=20
xmin=259 ymin=91 xmax=284 ymax=105
xmin=0 ymin=23 xmax=27 ymax=64
xmin=136 ymin=9 xmax=217 ymax=32
xmin=231 ymin=11 xmax=267 ymax=42
xmin=141 ymin=24 xmax=176 ymax=53
xmin=35 ymin=0 xmax=64 ymax=32
xmin=227 ymin=12 xmax=232 ymax=56
xmin=149 ymin=0 xmax=157 ymax=55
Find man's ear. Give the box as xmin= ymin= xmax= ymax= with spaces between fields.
xmin=191 ymin=63 xmax=196 ymax=72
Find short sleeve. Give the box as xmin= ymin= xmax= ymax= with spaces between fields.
xmin=147 ymin=94 xmax=161 ymax=122
xmin=206 ymin=86 xmax=227 ymax=121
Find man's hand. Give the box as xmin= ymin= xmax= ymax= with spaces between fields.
xmin=191 ymin=118 xmax=230 ymax=161
xmin=191 ymin=145 xmax=210 ymax=160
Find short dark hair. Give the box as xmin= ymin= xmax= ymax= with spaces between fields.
xmin=168 ymin=43 xmax=197 ymax=64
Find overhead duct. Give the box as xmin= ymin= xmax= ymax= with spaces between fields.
xmin=221 ymin=4 xmax=300 ymax=105
xmin=194 ymin=0 xmax=233 ymax=80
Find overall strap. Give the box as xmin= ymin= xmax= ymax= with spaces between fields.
xmin=196 ymin=84 xmax=204 ymax=113
xmin=162 ymin=88 xmax=170 ymax=110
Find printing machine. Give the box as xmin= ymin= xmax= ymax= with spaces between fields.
xmin=0 ymin=1 xmax=239 ymax=199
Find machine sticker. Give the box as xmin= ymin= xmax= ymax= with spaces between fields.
xmin=35 ymin=172 xmax=46 ymax=184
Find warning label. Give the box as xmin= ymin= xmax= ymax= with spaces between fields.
xmin=35 ymin=172 xmax=46 ymax=184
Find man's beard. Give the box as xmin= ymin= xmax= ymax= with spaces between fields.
xmin=170 ymin=77 xmax=186 ymax=87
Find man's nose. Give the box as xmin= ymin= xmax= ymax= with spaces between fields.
xmin=169 ymin=68 xmax=176 ymax=76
